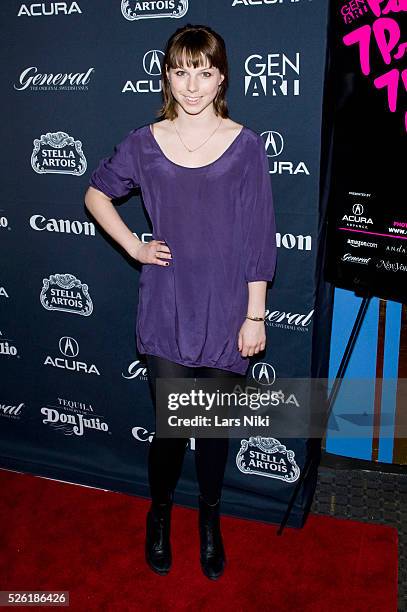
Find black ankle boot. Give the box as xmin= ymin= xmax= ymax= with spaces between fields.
xmin=145 ymin=495 xmax=173 ymax=575
xmin=198 ymin=495 xmax=226 ymax=580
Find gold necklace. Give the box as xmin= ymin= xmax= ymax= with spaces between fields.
xmin=173 ymin=117 xmax=223 ymax=153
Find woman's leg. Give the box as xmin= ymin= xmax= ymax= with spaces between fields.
xmin=145 ymin=354 xmax=194 ymax=503
xmin=193 ymin=365 xmax=246 ymax=580
xmin=193 ymin=366 xmax=245 ymax=504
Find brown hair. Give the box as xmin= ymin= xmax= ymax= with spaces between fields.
xmin=156 ymin=24 xmax=229 ymax=121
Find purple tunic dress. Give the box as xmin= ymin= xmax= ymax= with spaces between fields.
xmin=89 ymin=123 xmax=277 ymax=375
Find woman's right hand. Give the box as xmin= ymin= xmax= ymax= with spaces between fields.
xmin=132 ymin=239 xmax=172 ymax=266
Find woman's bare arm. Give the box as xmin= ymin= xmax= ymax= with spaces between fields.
xmin=247 ymin=281 xmax=267 ymax=318
xmin=238 ymin=281 xmax=267 ymax=356
xmin=84 ymin=186 xmax=143 ymax=259
xmin=84 ymin=186 xmax=171 ymax=266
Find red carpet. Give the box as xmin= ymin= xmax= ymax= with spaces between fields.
xmin=0 ymin=468 xmax=398 ymax=611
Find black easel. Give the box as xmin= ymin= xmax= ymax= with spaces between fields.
xmin=276 ymin=293 xmax=372 ymax=535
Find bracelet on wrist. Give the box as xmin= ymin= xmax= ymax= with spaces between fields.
xmin=246 ymin=314 xmax=266 ymax=322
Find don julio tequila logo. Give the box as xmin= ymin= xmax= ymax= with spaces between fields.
xmin=121 ymin=0 xmax=188 ymax=20
xmin=40 ymin=273 xmax=93 ymax=316
xmin=31 ymin=132 xmax=87 ymax=176
xmin=41 ymin=396 xmax=108 ymax=437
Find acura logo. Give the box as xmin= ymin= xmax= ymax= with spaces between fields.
xmin=352 ymin=204 xmax=364 ymax=215
xmin=143 ymin=50 xmax=164 ymax=76
xmin=59 ymin=336 xmax=79 ymax=358
xmin=261 ymin=131 xmax=284 ymax=158
xmin=251 ymin=362 xmax=276 ymax=386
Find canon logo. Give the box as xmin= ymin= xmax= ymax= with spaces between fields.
xmin=132 ymin=427 xmax=155 ymax=443
xmin=276 ymin=232 xmax=312 ymax=251
xmin=30 ymin=214 xmax=95 ymax=236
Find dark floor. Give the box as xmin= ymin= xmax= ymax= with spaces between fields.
xmin=312 ymin=454 xmax=407 ymax=611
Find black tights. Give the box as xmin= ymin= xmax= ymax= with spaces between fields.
xmin=145 ymin=354 xmax=245 ymax=505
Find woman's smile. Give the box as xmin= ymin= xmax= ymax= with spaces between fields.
xmin=184 ymin=95 xmax=202 ymax=105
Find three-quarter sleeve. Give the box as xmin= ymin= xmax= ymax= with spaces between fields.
xmin=88 ymin=128 xmax=140 ymax=199
xmin=241 ymin=135 xmax=277 ymax=283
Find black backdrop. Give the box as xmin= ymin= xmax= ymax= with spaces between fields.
xmin=1 ymin=0 xmax=331 ymax=528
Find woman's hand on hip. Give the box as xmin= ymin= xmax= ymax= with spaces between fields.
xmin=132 ymin=240 xmax=172 ymax=266
xmin=238 ymin=319 xmax=266 ymax=357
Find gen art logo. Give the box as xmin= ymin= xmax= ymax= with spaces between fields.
xmin=244 ymin=52 xmax=301 ymax=97
xmin=121 ymin=0 xmax=188 ymax=21
xmin=31 ymin=132 xmax=87 ymax=176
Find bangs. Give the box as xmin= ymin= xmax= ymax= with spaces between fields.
xmin=166 ymin=31 xmax=218 ymax=69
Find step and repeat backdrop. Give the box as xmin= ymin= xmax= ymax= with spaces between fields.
xmin=1 ymin=0 xmax=330 ymax=528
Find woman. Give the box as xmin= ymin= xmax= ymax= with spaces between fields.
xmin=84 ymin=24 xmax=277 ymax=580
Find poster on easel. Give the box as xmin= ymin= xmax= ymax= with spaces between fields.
xmin=324 ymin=0 xmax=406 ymax=304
